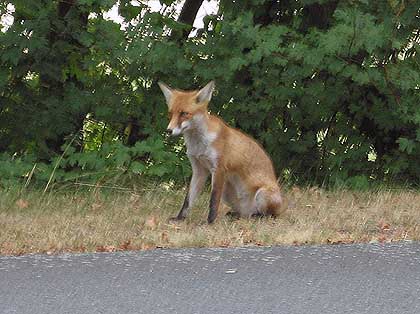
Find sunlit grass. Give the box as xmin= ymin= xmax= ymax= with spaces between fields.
xmin=0 ymin=185 xmax=419 ymax=255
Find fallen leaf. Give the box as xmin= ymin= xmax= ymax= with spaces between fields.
xmin=96 ymin=246 xmax=106 ymax=252
xmin=129 ymin=194 xmax=141 ymax=208
xmin=308 ymin=186 xmax=322 ymax=198
xmin=378 ymin=221 xmax=391 ymax=231
xmin=91 ymin=203 xmax=102 ymax=211
xmin=377 ymin=234 xmax=387 ymax=243
xmin=119 ymin=240 xmax=132 ymax=251
xmin=161 ymin=231 xmax=169 ymax=242
xmin=220 ymin=239 xmax=231 ymax=247
xmin=145 ymin=216 xmax=157 ymax=229
xmin=96 ymin=245 xmax=116 ymax=252
xmin=327 ymin=238 xmax=342 ymax=245
xmin=129 ymin=194 xmax=140 ymax=202
xmin=16 ymin=199 xmax=29 ymax=209
xmin=140 ymin=243 xmax=153 ymax=250
xmin=169 ymin=224 xmax=181 ymax=231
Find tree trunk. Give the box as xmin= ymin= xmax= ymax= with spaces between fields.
xmin=170 ymin=0 xmax=204 ymax=40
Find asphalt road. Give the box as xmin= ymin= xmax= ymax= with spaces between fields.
xmin=1 ymin=242 xmax=420 ymax=314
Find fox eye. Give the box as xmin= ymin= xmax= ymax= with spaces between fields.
xmin=180 ymin=111 xmax=189 ymax=117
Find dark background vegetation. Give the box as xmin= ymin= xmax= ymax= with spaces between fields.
xmin=0 ymin=0 xmax=419 ymax=190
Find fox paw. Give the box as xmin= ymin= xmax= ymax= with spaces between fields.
xmin=225 ymin=211 xmax=240 ymax=219
xmin=168 ymin=216 xmax=185 ymax=223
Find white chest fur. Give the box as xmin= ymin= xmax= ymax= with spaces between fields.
xmin=183 ymin=115 xmax=218 ymax=172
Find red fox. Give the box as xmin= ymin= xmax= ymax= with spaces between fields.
xmin=158 ymin=81 xmax=284 ymax=223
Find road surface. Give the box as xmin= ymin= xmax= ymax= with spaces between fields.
xmin=1 ymin=242 xmax=420 ymax=314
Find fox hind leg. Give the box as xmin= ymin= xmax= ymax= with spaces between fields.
xmin=255 ymin=187 xmax=285 ymax=217
xmin=222 ymin=181 xmax=241 ymax=218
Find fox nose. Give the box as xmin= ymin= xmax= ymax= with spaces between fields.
xmin=166 ymin=128 xmax=173 ymax=136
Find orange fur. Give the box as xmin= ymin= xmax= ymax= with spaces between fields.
xmin=158 ymin=81 xmax=285 ymax=223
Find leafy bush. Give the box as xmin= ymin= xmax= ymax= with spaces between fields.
xmin=0 ymin=0 xmax=419 ymax=189
xmin=0 ymin=136 xmax=190 ymax=189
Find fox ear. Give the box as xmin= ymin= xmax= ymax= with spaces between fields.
xmin=196 ymin=81 xmax=215 ymax=104
xmin=158 ymin=81 xmax=173 ymax=105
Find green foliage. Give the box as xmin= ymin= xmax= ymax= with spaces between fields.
xmin=0 ymin=153 xmax=36 ymax=188
xmin=0 ymin=0 xmax=419 ymax=189
xmin=0 ymin=135 xmax=189 ymax=189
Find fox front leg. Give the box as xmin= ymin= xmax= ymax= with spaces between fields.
xmin=176 ymin=190 xmax=190 ymax=220
xmin=208 ymin=170 xmax=225 ymax=224
xmin=173 ymin=159 xmax=208 ymax=221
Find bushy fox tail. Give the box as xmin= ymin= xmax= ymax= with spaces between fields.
xmin=255 ymin=187 xmax=287 ymax=217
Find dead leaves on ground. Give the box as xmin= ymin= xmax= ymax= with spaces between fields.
xmin=2 ymin=188 xmax=419 ymax=256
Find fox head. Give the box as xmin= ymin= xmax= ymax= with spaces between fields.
xmin=158 ymin=81 xmax=215 ymax=136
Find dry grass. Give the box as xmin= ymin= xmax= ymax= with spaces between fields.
xmin=1 ymin=186 xmax=419 ymax=255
